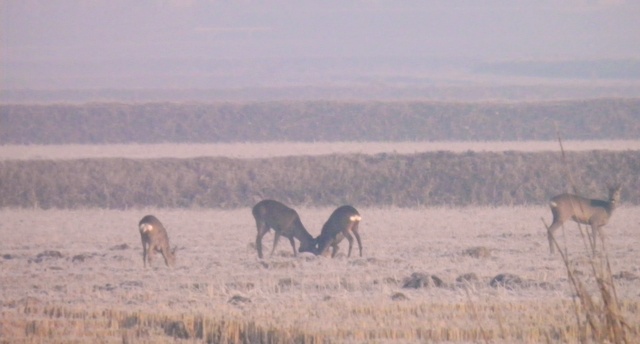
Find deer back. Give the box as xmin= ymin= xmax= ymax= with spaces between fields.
xmin=139 ymin=215 xmax=171 ymax=247
xmin=550 ymin=185 xmax=621 ymax=225
xmin=252 ymin=200 xmax=299 ymax=235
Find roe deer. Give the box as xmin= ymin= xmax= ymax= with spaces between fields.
xmin=316 ymin=205 xmax=362 ymax=258
xmin=139 ymin=215 xmax=176 ymax=268
xmin=547 ymin=185 xmax=622 ymax=254
xmin=252 ymin=200 xmax=316 ymax=259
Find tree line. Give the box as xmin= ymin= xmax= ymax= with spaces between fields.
xmin=0 ymin=151 xmax=636 ymax=209
xmin=2 ymin=98 xmax=639 ymax=144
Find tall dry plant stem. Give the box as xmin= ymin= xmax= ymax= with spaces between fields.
xmin=544 ymin=131 xmax=631 ymax=343
xmin=463 ymin=288 xmax=490 ymax=344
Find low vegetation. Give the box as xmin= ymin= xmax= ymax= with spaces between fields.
xmin=2 ymin=98 xmax=639 ymax=144
xmin=2 ymin=207 xmax=639 ymax=343
xmin=542 ymin=139 xmax=633 ymax=343
xmin=0 ymin=150 xmax=637 ymax=209
xmin=5 ymin=299 xmax=638 ymax=343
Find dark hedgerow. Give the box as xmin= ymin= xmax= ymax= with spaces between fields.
xmin=0 ymin=151 xmax=637 ymax=209
xmin=1 ymin=98 xmax=639 ymax=144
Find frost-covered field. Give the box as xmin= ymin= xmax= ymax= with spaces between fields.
xmin=1 ymin=206 xmax=639 ymax=342
xmin=1 ymin=140 xmax=639 ymax=160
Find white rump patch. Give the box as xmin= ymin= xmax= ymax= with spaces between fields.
xmin=550 ymin=201 xmax=557 ymax=208
xmin=350 ymin=215 xmax=362 ymax=222
xmin=140 ymin=223 xmax=154 ymax=233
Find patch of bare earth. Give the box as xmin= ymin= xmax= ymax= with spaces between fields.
xmin=1 ymin=206 xmax=639 ymax=342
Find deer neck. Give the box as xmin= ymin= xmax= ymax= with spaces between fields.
xmin=606 ymin=199 xmax=618 ymax=215
xmin=293 ymin=218 xmax=314 ymax=242
xmin=296 ymin=227 xmax=314 ymax=242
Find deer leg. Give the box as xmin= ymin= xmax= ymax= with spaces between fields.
xmin=288 ymin=237 xmax=297 ymax=257
xmin=353 ymin=228 xmax=363 ymax=257
xmin=160 ymin=251 xmax=169 ymax=267
xmin=255 ymin=222 xmax=269 ymax=259
xmin=147 ymin=245 xmax=154 ymax=266
xmin=168 ymin=248 xmax=176 ymax=267
xmin=331 ymin=242 xmax=340 ymax=258
xmin=160 ymin=246 xmax=172 ymax=267
xmin=547 ymin=221 xmax=562 ymax=255
xmin=344 ymin=231 xmax=355 ymax=257
xmin=142 ymin=241 xmax=149 ymax=268
xmin=317 ymin=239 xmax=331 ymax=256
xmin=271 ymin=231 xmax=282 ymax=256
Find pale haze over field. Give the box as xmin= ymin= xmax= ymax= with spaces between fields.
xmin=2 ymin=1 xmax=640 ymax=91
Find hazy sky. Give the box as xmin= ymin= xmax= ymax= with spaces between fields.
xmin=2 ymin=1 xmax=640 ymax=90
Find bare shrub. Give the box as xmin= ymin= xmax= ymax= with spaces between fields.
xmin=228 ymin=295 xmax=251 ymax=305
xmin=402 ymin=272 xmax=445 ymax=289
xmin=164 ymin=321 xmax=190 ymax=340
xmin=462 ymin=246 xmax=492 ymax=259
xmin=267 ymin=261 xmax=297 ymax=269
xmin=613 ymin=271 xmax=639 ymax=281
xmin=489 ymin=273 xmax=524 ymax=289
xmin=109 ymin=243 xmax=129 ymax=250
xmin=71 ymin=253 xmax=96 ymax=263
xmin=37 ymin=250 xmax=63 ymax=259
xmin=391 ymin=292 xmax=409 ymax=301
xmin=456 ymin=272 xmax=481 ymax=287
xmin=276 ymin=278 xmax=300 ymax=292
xmin=31 ymin=250 xmax=64 ymax=263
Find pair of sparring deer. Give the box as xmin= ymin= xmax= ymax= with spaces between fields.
xmin=136 ymin=200 xmax=362 ymax=267
xmin=137 ymin=185 xmax=621 ymax=267
xmin=252 ymin=200 xmax=363 ymax=259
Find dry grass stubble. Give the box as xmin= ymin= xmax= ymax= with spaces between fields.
xmin=1 ymin=206 xmax=639 ymax=342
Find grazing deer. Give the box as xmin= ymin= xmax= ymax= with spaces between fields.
xmin=138 ymin=215 xmax=176 ymax=268
xmin=547 ymin=185 xmax=622 ymax=254
xmin=316 ymin=205 xmax=363 ymax=258
xmin=252 ymin=200 xmax=316 ymax=259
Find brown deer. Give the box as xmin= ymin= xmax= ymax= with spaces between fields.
xmin=138 ymin=215 xmax=176 ymax=268
xmin=316 ymin=205 xmax=363 ymax=258
xmin=547 ymin=185 xmax=622 ymax=254
xmin=252 ymin=200 xmax=316 ymax=259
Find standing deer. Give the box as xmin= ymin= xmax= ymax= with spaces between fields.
xmin=138 ymin=215 xmax=176 ymax=268
xmin=546 ymin=185 xmax=622 ymax=254
xmin=316 ymin=205 xmax=363 ymax=258
xmin=252 ymin=200 xmax=316 ymax=259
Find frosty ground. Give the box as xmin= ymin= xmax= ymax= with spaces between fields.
xmin=1 ymin=206 xmax=638 ymax=342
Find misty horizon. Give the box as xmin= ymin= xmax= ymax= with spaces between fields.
xmin=2 ymin=1 xmax=640 ymax=97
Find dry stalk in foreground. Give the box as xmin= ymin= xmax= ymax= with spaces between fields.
xmin=542 ymin=133 xmax=632 ymax=343
xmin=543 ymin=218 xmax=631 ymax=343
xmin=463 ymin=287 xmax=491 ymax=344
